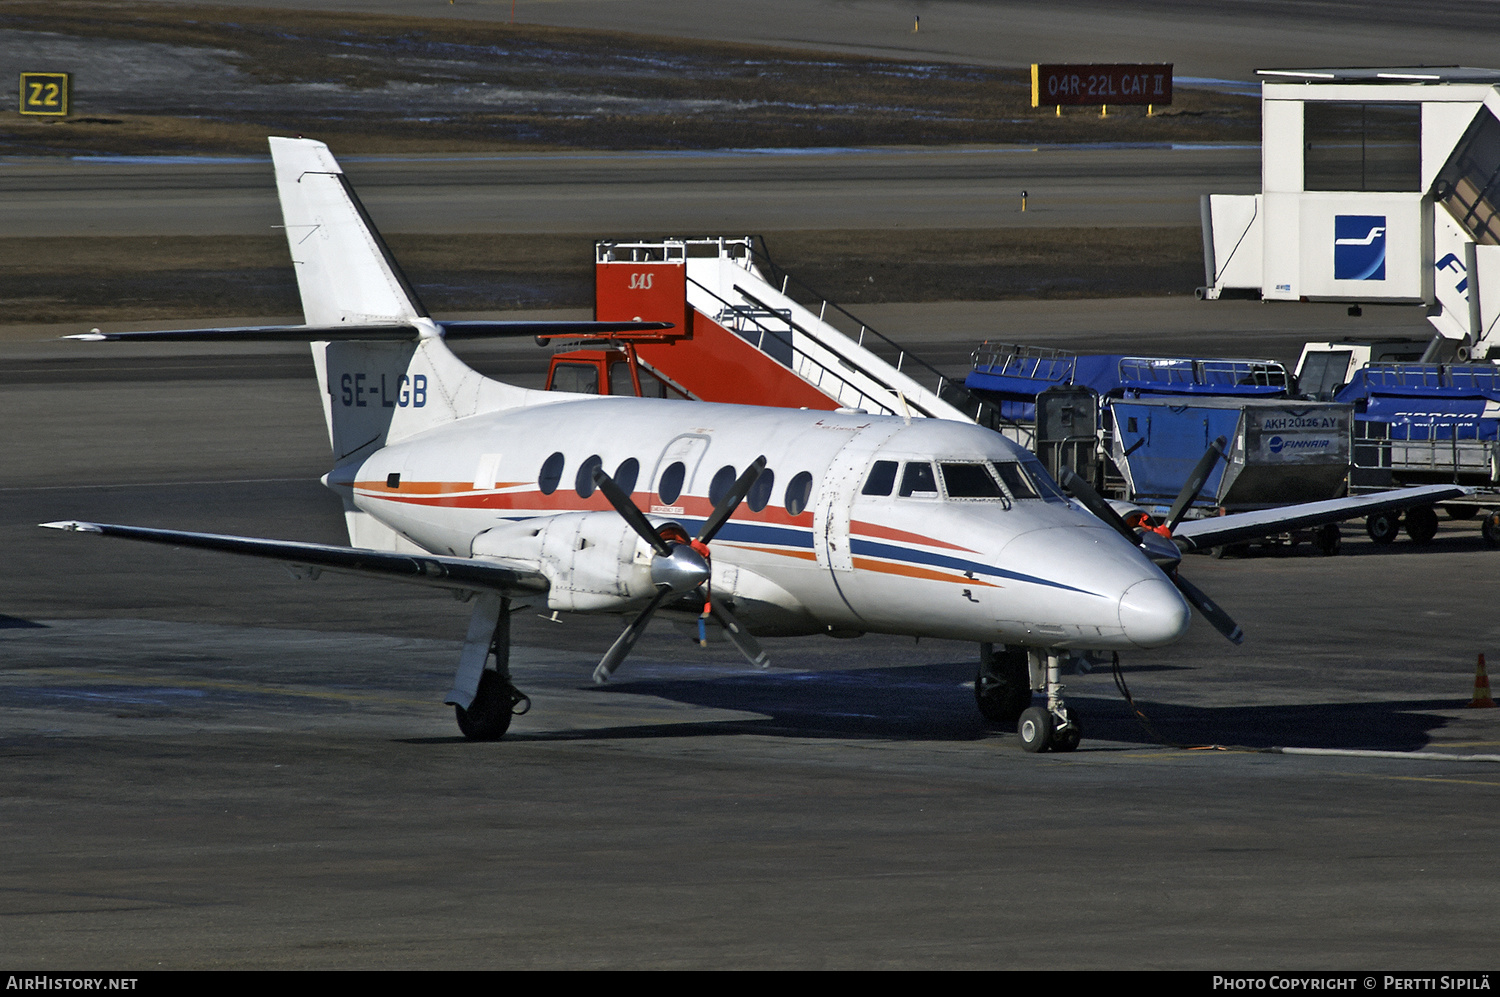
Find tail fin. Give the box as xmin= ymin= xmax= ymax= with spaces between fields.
xmin=270 ymin=136 xmax=427 ymax=327
xmin=269 ymin=137 xmax=527 ymax=467
xmin=271 ymin=137 xmax=529 ymax=551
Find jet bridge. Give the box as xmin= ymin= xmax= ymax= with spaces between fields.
xmin=1201 ymin=66 xmax=1500 ymax=360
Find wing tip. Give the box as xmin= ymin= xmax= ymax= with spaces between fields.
xmin=40 ymin=520 xmax=99 ymax=532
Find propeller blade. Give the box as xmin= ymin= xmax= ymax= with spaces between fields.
xmin=1058 ymin=468 xmax=1137 ymax=544
xmin=709 ymin=601 xmax=771 ymax=669
xmin=593 ymin=467 xmax=672 ymax=558
xmin=696 ymin=456 xmax=768 ymax=544
xmin=593 ymin=587 xmax=673 ymax=683
xmin=1173 ymin=571 xmax=1245 ymax=645
xmin=1164 ymin=436 xmax=1229 ymax=534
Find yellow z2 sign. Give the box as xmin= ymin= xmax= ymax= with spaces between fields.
xmin=19 ymin=72 xmax=70 ymax=116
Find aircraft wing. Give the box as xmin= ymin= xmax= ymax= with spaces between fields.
xmin=40 ymin=521 xmax=549 ymax=596
xmin=1169 ymin=484 xmax=1468 ymax=552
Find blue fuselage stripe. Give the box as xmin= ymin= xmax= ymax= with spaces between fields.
xmin=848 ymin=539 xmax=1101 ymax=596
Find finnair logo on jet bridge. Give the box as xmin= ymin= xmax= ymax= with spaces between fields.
xmin=1334 ymin=215 xmax=1387 ymax=281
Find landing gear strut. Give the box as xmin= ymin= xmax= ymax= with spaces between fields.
xmin=447 ymin=593 xmax=530 ymax=741
xmin=1016 ymin=649 xmax=1079 ymax=753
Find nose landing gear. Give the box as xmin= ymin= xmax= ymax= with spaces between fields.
xmin=976 ymin=644 xmax=1081 ymax=752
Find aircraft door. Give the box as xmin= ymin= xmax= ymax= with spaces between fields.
xmin=813 ymin=424 xmax=903 ymax=572
xmin=649 ymin=433 xmax=710 ymax=514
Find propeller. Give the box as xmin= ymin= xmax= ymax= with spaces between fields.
xmin=1161 ymin=436 xmax=1229 ymax=535
xmin=1060 ymin=441 xmax=1244 ymax=645
xmin=590 ymin=456 xmax=770 ymax=682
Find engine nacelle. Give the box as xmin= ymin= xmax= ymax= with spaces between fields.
xmin=472 ymin=512 xmax=658 ymax=612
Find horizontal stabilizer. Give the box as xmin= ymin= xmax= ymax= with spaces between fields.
xmin=66 ymin=320 xmax=673 ymax=343
xmin=41 ymin=520 xmax=549 ymax=596
xmin=1171 ymin=484 xmax=1468 ymax=551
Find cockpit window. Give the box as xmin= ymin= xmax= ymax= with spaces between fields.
xmin=898 ymin=461 xmax=938 ymax=497
xmin=992 ymin=461 xmax=1040 ymax=500
xmin=940 ymin=462 xmax=1004 ymax=499
xmin=862 ymin=460 xmax=898 ymax=496
xmin=1023 ymin=459 xmax=1068 ymax=502
xmin=993 ymin=460 xmax=1067 ymax=503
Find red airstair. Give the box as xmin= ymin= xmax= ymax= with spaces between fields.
xmin=542 ymin=236 xmax=1025 ymax=443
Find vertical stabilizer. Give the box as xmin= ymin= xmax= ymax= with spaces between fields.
xmin=270 ymin=136 xmax=426 ymax=327
xmin=268 ymin=137 xmax=535 ymax=550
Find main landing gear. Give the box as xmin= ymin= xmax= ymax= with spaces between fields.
xmin=974 ymin=644 xmax=1079 ymax=752
xmin=448 ymin=593 xmax=531 ymax=741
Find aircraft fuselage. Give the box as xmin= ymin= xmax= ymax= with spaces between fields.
xmin=347 ymin=396 xmax=1192 ymax=650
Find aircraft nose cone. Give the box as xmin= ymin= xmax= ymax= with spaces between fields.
xmin=1118 ymin=577 xmax=1191 ymax=648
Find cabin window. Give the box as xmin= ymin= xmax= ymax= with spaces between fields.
xmin=551 ymin=363 xmax=599 ymax=394
xmin=612 ymin=457 xmax=640 ymax=496
xmin=861 ymin=460 xmax=898 ymax=496
xmin=658 ymin=461 xmax=686 ymax=505
xmin=608 ymin=361 xmax=637 ymax=396
xmin=708 ymin=465 xmax=738 ymax=505
xmin=1300 ymin=350 xmax=1353 ymax=399
xmin=785 ymin=471 xmax=814 ymax=516
xmin=747 ymin=468 xmax=775 ymax=512
xmin=940 ymin=462 xmax=1004 ymax=499
xmin=1304 ymin=102 xmax=1421 ymax=192
xmin=575 ymin=454 xmax=603 ymax=497
xmin=898 ymin=461 xmax=938 ymax=498
xmin=538 ymin=452 xmax=565 ymax=495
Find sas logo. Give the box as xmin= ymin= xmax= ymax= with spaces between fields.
xmin=1334 ymin=215 xmax=1386 ymax=281
xmin=628 ymin=272 xmax=655 ymax=290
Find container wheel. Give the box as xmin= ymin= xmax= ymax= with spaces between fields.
xmin=1483 ymin=513 xmax=1500 ymax=549
xmin=1366 ymin=511 xmax=1401 ymax=544
xmin=1404 ymin=506 xmax=1439 ymax=544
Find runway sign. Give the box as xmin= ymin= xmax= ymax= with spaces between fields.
xmin=1031 ymin=64 xmax=1171 ymax=106
xmin=19 ymin=72 xmax=70 ymax=116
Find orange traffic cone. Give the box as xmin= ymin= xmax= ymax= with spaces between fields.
xmin=1469 ymin=654 xmax=1496 ymax=708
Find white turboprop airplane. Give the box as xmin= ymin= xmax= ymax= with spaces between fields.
xmin=44 ymin=138 xmax=1464 ymax=752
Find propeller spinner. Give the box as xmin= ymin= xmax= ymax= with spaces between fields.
xmin=590 ymin=456 xmax=772 ymax=682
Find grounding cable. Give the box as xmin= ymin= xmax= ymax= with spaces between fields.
xmin=1110 ymin=652 xmax=1500 ymax=762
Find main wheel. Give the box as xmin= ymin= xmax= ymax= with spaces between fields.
xmin=455 ymin=670 xmax=519 ymax=741
xmin=1446 ymin=504 xmax=1479 ymax=521
xmin=1018 ymin=706 xmax=1054 ymax=753
xmin=1483 ymin=512 xmax=1500 ymax=548
xmin=975 ymin=645 xmax=1032 ymax=724
xmin=1366 ymin=511 xmax=1401 ymax=544
xmin=1313 ymin=523 xmax=1342 ymax=556
xmin=1404 ymin=505 xmax=1439 ymax=543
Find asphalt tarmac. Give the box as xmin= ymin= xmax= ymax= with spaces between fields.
xmin=4 ymin=299 xmax=1500 ymax=970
